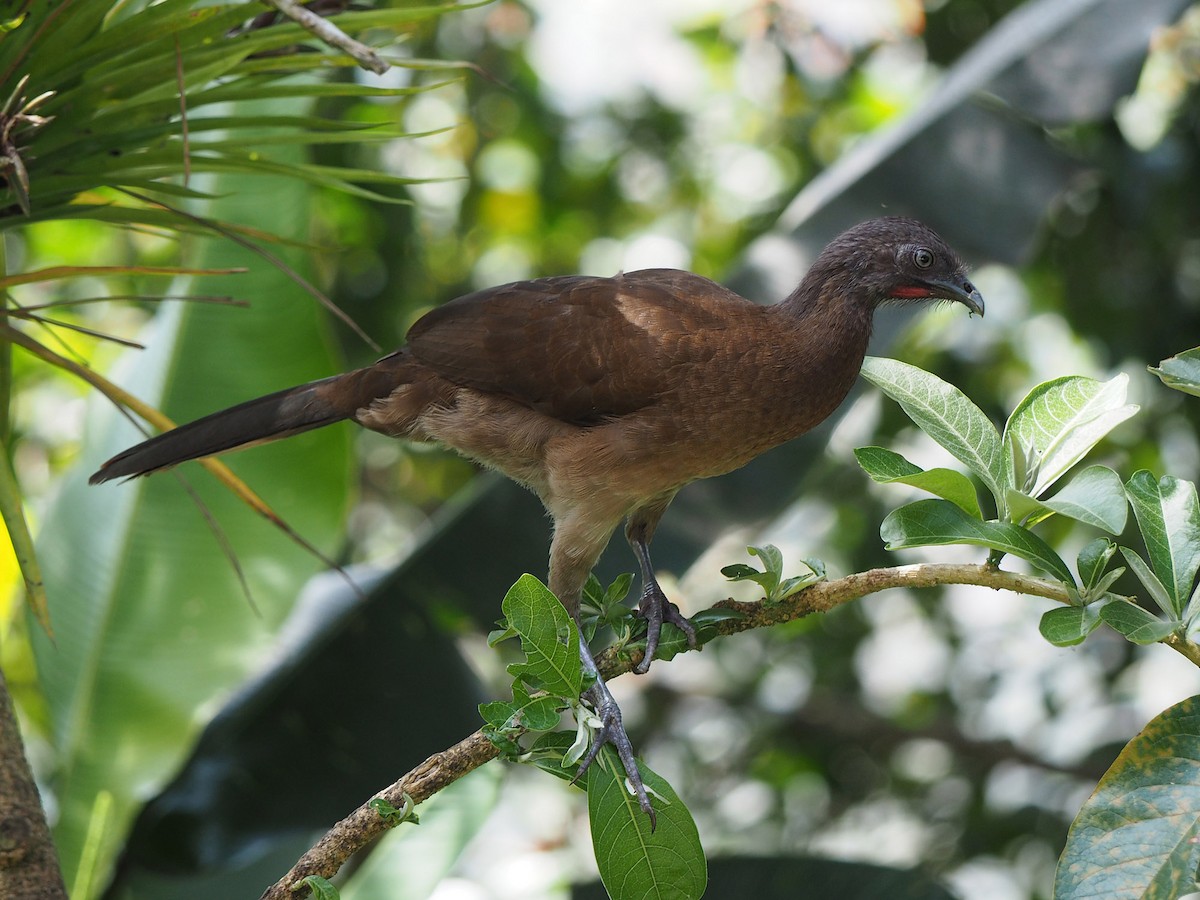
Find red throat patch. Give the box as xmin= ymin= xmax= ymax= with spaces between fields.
xmin=890 ymin=285 xmax=932 ymax=299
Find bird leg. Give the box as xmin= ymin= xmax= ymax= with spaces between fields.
xmin=574 ymin=631 xmax=657 ymax=829
xmin=548 ymin=518 xmax=658 ymax=824
xmin=628 ymin=525 xmax=697 ymax=675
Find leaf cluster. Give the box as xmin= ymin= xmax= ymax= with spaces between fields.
xmin=856 ymin=358 xmax=1182 ymax=646
xmin=0 ymin=0 xmax=455 ymax=224
xmin=0 ymin=0 xmax=461 ymax=638
xmin=854 ymin=348 xmax=1200 ymax=898
xmin=721 ymin=543 xmax=826 ymax=603
xmin=480 ymin=575 xmax=707 ymax=900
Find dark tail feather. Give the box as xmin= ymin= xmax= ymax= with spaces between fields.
xmin=90 ymin=375 xmax=350 ymax=484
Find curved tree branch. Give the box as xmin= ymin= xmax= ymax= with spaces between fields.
xmin=259 ymin=561 xmax=1195 ymax=899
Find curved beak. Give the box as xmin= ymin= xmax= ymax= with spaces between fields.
xmin=928 ymin=276 xmax=985 ymax=317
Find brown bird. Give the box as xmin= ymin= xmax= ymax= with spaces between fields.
xmin=90 ymin=217 xmax=983 ymax=824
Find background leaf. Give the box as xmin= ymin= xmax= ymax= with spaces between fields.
xmin=31 ymin=154 xmax=351 ymax=894
xmin=1056 ymin=695 xmax=1200 ymax=898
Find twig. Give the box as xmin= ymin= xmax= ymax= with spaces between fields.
xmin=261 ymin=561 xmax=1154 ymax=899
xmin=257 ymin=0 xmax=390 ymax=75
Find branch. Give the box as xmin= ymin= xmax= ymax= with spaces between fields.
xmin=0 ymin=668 xmax=66 ymax=898
xmin=257 ymin=0 xmax=390 ymax=74
xmin=259 ymin=561 xmax=1190 ymax=898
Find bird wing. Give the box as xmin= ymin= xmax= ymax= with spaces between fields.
xmin=405 ymin=269 xmax=739 ymax=425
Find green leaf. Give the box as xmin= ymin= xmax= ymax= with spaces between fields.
xmin=1125 ymin=471 xmax=1200 ymax=617
xmin=1056 ymin=695 xmax=1200 ymax=898
xmin=1044 ymin=465 xmax=1128 ymax=533
xmin=1003 ymin=375 xmax=1137 ymax=498
xmin=777 ymin=558 xmax=827 ymax=600
xmin=1039 ymin=605 xmax=1104 ymax=647
xmin=880 ymin=499 xmax=1075 ymax=585
xmin=604 ymin=572 xmax=634 ymax=607
xmin=479 ymin=682 xmax=565 ymax=737
xmin=721 ymin=545 xmax=823 ymax=602
xmin=0 ymin=442 xmax=50 ymax=634
xmin=523 ymin=731 xmax=583 ymax=782
xmin=368 ymin=796 xmax=418 ymax=827
xmin=720 ymin=563 xmax=766 ymax=581
xmin=722 ymin=545 xmax=781 ymax=598
xmin=513 ymin=684 xmax=567 ymax=733
xmin=581 ymin=572 xmax=636 ymax=637
xmin=479 ymin=700 xmax=517 ymax=729
xmin=860 ymin=357 xmax=1006 ymax=504
xmin=1150 ymin=346 xmax=1200 ymax=398
xmin=297 ymin=875 xmax=341 ymax=900
xmin=1078 ymin=538 xmax=1119 ymax=592
xmin=501 ymin=574 xmax=582 ymax=698
xmin=1099 ymin=601 xmax=1177 ymax=644
xmin=749 ymin=544 xmax=784 ymax=584
xmin=854 ymin=446 xmax=982 ymax=517
xmin=588 ymin=748 xmax=707 ymax=900
xmin=1007 ymin=465 xmax=1128 ymax=533
xmin=1119 ymin=548 xmax=1177 ymax=620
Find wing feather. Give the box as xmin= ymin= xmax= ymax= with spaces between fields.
xmin=406 ymin=269 xmax=742 ymax=424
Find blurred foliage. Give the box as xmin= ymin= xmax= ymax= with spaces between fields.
xmin=4 ymin=0 xmax=1200 ymax=899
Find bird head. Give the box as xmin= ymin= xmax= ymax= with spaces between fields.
xmin=813 ymin=217 xmax=985 ymax=317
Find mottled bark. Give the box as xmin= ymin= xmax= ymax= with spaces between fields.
xmin=0 ymin=667 xmax=65 ymax=899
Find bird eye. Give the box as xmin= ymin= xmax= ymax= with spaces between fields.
xmin=913 ymin=247 xmax=934 ymax=269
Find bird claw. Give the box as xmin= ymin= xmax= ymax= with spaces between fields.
xmin=575 ymin=679 xmax=657 ymax=830
xmin=633 ymin=581 xmax=697 ymax=675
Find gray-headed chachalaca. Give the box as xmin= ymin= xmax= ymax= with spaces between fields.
xmin=91 ymin=216 xmax=984 ymax=824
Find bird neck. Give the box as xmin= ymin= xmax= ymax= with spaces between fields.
xmin=775 ymin=269 xmax=876 ymax=347
xmin=763 ymin=273 xmax=877 ymax=436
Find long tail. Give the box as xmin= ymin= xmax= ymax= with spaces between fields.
xmin=89 ymin=377 xmax=347 ymax=483
xmin=89 ymin=356 xmax=411 ymax=484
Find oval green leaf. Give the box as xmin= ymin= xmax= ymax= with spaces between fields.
xmin=854 ymin=446 xmax=982 ymax=517
xmin=1099 ymin=600 xmax=1177 ymax=645
xmin=1039 ymin=605 xmax=1104 ymax=647
xmin=1004 ymin=375 xmax=1137 ymax=498
xmin=502 ymin=574 xmax=582 ymax=698
xmin=1150 ymin=346 xmax=1200 ymax=398
xmin=880 ymin=499 xmax=1074 ymax=585
xmin=860 ymin=358 xmax=1006 ymax=505
xmin=588 ymin=748 xmax=707 ymax=900
xmin=1009 ymin=465 xmax=1128 ymax=533
xmin=1125 ymin=471 xmax=1200 ymax=618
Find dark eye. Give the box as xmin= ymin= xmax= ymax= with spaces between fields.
xmin=914 ymin=247 xmax=934 ymax=269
